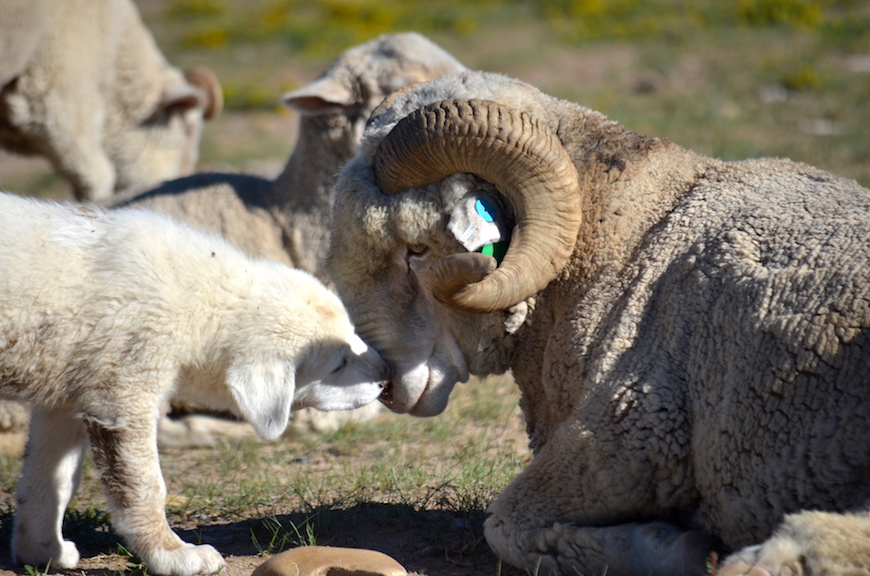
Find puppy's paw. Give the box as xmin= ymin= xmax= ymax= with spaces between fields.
xmin=149 ymin=543 xmax=226 ymax=576
xmin=56 ymin=540 xmax=82 ymax=569
xmin=13 ymin=538 xmax=80 ymax=570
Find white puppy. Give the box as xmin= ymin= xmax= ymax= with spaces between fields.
xmin=0 ymin=191 xmax=388 ymax=575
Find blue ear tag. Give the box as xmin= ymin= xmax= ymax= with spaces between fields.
xmin=476 ymin=198 xmax=496 ymax=222
xmin=475 ymin=199 xmax=508 ymax=264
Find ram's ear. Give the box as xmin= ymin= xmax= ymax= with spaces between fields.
xmin=227 ymin=359 xmax=294 ymax=440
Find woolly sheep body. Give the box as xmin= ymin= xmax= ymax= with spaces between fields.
xmin=327 ymin=71 xmax=870 ymax=576
xmin=0 ymin=0 xmax=220 ymax=201
xmin=0 ymin=191 xmax=388 ymax=574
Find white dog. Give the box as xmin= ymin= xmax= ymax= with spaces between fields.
xmin=0 ymin=191 xmax=388 ymax=575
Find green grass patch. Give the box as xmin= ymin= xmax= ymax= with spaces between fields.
xmin=152 ymin=376 xmax=527 ymax=528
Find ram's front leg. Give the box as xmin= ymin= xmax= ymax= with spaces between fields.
xmin=83 ymin=409 xmax=226 ymax=576
xmin=485 ymin=513 xmax=711 ymax=576
xmin=13 ymin=407 xmax=88 ymax=569
xmin=484 ymin=425 xmax=711 ymax=576
xmin=719 ymin=510 xmax=870 ymax=576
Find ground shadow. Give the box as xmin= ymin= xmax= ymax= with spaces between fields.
xmin=0 ymin=502 xmax=521 ymax=576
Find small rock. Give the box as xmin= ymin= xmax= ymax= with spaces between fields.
xmin=251 ymin=546 xmax=411 ymax=576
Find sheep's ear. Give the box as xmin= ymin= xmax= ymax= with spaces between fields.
xmin=159 ymin=68 xmax=224 ymax=119
xmin=184 ymin=67 xmax=224 ymax=119
xmin=280 ymin=77 xmax=355 ymax=115
xmin=226 ymin=359 xmax=294 ymax=441
xmin=161 ymin=83 xmax=203 ymax=114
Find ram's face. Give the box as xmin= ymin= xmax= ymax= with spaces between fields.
xmin=328 ymin=77 xmax=582 ymax=416
xmin=328 ymin=170 xmax=467 ymax=416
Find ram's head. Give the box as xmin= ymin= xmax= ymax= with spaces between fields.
xmin=328 ymin=74 xmax=581 ymax=416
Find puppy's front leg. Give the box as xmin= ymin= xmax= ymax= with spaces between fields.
xmin=84 ymin=408 xmax=226 ymax=576
xmin=13 ymin=406 xmax=88 ymax=569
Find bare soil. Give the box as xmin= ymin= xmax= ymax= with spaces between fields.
xmin=0 ymin=506 xmax=522 ymax=576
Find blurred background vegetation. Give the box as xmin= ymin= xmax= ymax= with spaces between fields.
xmin=2 ymin=0 xmax=868 ymax=197
xmin=160 ymin=0 xmax=869 ymax=59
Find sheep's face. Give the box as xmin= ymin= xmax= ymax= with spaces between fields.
xmin=109 ymin=68 xmax=221 ymax=197
xmin=329 ymin=165 xmax=517 ymax=416
xmin=281 ymin=32 xmax=466 ymax=152
xmin=112 ymin=105 xmax=203 ymax=192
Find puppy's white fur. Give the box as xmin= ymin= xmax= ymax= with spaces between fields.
xmin=0 ymin=191 xmax=388 ymax=575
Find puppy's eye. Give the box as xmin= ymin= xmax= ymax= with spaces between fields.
xmin=407 ymin=243 xmax=428 ymax=256
xmin=331 ymin=356 xmax=348 ymax=375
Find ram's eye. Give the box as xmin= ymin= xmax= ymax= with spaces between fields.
xmin=407 ymin=243 xmax=428 ymax=256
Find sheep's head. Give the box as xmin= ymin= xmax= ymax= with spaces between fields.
xmin=328 ymin=72 xmax=582 ymax=416
xmin=109 ymin=67 xmax=222 ymax=198
xmin=280 ymin=32 xmax=466 ymax=141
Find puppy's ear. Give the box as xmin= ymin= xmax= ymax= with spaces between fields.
xmin=227 ymin=359 xmax=294 ymax=441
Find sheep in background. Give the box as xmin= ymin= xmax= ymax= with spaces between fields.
xmin=107 ymin=32 xmax=466 ymax=443
xmin=0 ymin=191 xmax=388 ymax=575
xmin=326 ymin=70 xmax=870 ymax=576
xmin=0 ymin=0 xmax=222 ymax=201
xmin=110 ymin=32 xmax=465 ymax=280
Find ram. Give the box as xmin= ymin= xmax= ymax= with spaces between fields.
xmin=107 ymin=32 xmax=465 ymax=444
xmin=327 ymin=71 xmax=870 ymax=576
xmin=0 ymin=191 xmax=388 ymax=575
xmin=0 ymin=0 xmax=221 ymax=201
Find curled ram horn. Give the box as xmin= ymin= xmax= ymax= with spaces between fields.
xmin=374 ymin=98 xmax=582 ymax=313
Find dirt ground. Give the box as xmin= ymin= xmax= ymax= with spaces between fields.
xmin=0 ymin=508 xmax=523 ymax=576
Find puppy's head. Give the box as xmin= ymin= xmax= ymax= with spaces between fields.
xmin=292 ymin=331 xmax=389 ymax=412
xmin=226 ymin=267 xmax=388 ymax=441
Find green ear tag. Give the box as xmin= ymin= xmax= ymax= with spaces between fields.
xmin=481 ymin=241 xmax=508 ymax=264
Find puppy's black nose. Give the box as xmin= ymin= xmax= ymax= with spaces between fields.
xmin=378 ymin=382 xmax=394 ymax=404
